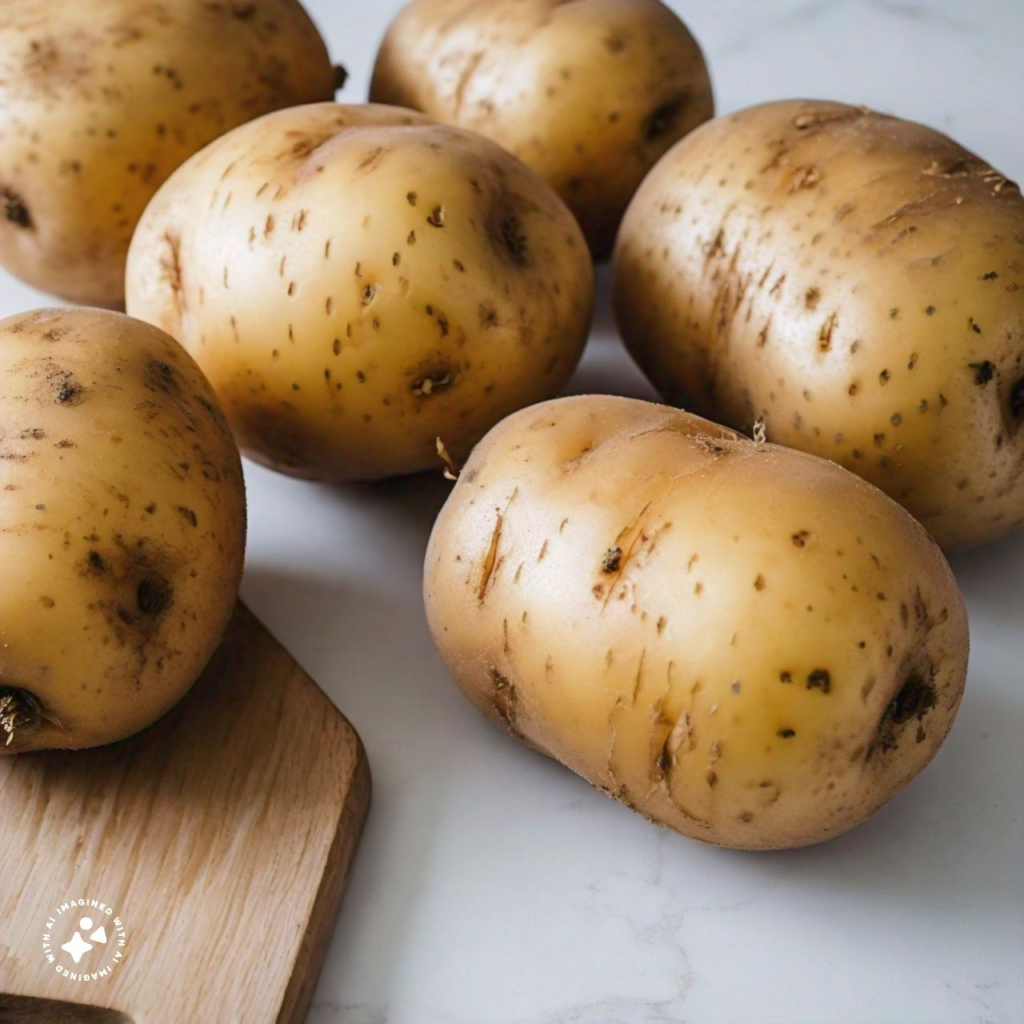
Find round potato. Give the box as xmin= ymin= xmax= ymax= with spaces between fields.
xmin=126 ymin=103 xmax=593 ymax=482
xmin=0 ymin=308 xmax=246 ymax=753
xmin=613 ymin=100 xmax=1024 ymax=550
xmin=370 ymin=0 xmax=713 ymax=256
xmin=0 ymin=0 xmax=339 ymax=305
xmin=424 ymin=395 xmax=969 ymax=850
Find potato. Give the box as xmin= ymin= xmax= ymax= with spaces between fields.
xmin=126 ymin=103 xmax=593 ymax=482
xmin=613 ymin=100 xmax=1024 ymax=551
xmin=0 ymin=308 xmax=246 ymax=753
xmin=0 ymin=0 xmax=339 ymax=306
xmin=370 ymin=0 xmax=713 ymax=256
xmin=424 ymin=395 xmax=969 ymax=850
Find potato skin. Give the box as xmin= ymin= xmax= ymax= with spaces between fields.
xmin=126 ymin=103 xmax=593 ymax=482
xmin=0 ymin=308 xmax=246 ymax=752
xmin=0 ymin=0 xmax=336 ymax=305
xmin=613 ymin=100 xmax=1024 ymax=550
xmin=424 ymin=395 xmax=968 ymax=850
xmin=370 ymin=0 xmax=713 ymax=256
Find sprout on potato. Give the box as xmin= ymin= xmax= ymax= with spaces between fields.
xmin=0 ymin=308 xmax=246 ymax=752
xmin=613 ymin=100 xmax=1024 ymax=550
xmin=424 ymin=395 xmax=969 ymax=850
xmin=126 ymin=103 xmax=594 ymax=482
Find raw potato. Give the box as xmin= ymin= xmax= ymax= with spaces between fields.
xmin=0 ymin=308 xmax=246 ymax=753
xmin=370 ymin=0 xmax=713 ymax=256
xmin=424 ymin=395 xmax=969 ymax=850
xmin=613 ymin=100 xmax=1024 ymax=550
xmin=126 ymin=103 xmax=593 ymax=482
xmin=0 ymin=0 xmax=338 ymax=306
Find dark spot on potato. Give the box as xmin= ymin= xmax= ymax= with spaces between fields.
xmin=489 ymin=666 xmax=519 ymax=735
xmin=50 ymin=368 xmax=83 ymax=405
xmin=806 ymin=668 xmax=831 ymax=693
xmin=925 ymin=305 xmax=936 ymax=315
xmin=601 ymin=547 xmax=622 ymax=573
xmin=970 ymin=360 xmax=996 ymax=384
xmin=137 ymin=573 xmax=173 ymax=616
xmin=1010 ymin=379 xmax=1024 ymax=419
xmin=777 ymin=728 xmax=796 ymax=738
xmin=177 ymin=506 xmax=198 ymax=527
xmin=406 ymin=191 xmax=418 ymax=206
xmin=1 ymin=185 xmax=32 ymax=228
xmin=427 ymin=205 xmax=446 ymax=228
xmin=779 ymin=671 xmax=792 ymax=683
xmin=792 ymin=530 xmax=809 ymax=547
xmin=871 ymin=671 xmax=937 ymax=757
xmin=496 ymin=210 xmax=528 ymax=266
xmin=146 ymin=360 xmax=177 ymax=393
xmin=644 ymin=93 xmax=688 ymax=142
xmin=88 ymin=550 xmax=106 ymax=572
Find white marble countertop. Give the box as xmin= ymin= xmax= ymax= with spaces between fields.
xmin=2 ymin=2 xmax=1022 ymax=1022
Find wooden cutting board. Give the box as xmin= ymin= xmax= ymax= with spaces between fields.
xmin=0 ymin=603 xmax=370 ymax=1024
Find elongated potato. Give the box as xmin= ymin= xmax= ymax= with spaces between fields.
xmin=424 ymin=395 xmax=968 ymax=850
xmin=370 ymin=0 xmax=713 ymax=256
xmin=0 ymin=308 xmax=246 ymax=752
xmin=614 ymin=100 xmax=1024 ymax=550
xmin=126 ymin=103 xmax=593 ymax=482
xmin=0 ymin=0 xmax=338 ymax=305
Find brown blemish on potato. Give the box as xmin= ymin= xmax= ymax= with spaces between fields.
xmin=970 ymin=360 xmax=996 ymax=384
xmin=478 ymin=511 xmax=504 ymax=603
xmin=176 ymin=506 xmax=198 ymax=527
xmin=427 ymin=205 xmax=446 ymax=228
xmin=49 ymin=367 xmax=84 ymax=405
xmin=1 ymin=183 xmax=32 ymax=228
xmin=804 ymin=287 xmax=821 ymax=310
xmin=601 ymin=547 xmax=622 ymax=573
xmin=1010 ymin=380 xmax=1024 ymax=419
xmin=870 ymin=671 xmax=936 ymax=757
xmin=645 ymin=93 xmax=689 ymax=143
xmin=489 ymin=667 xmax=519 ymax=736
xmin=491 ymin=204 xmax=529 ymax=267
xmin=807 ymin=668 xmax=831 ymax=693
xmin=788 ymin=165 xmax=821 ymax=192
xmin=818 ymin=311 xmax=838 ymax=351
xmin=137 ymin=573 xmax=173 ymax=617
xmin=792 ymin=530 xmax=809 ymax=547
xmin=145 ymin=360 xmax=177 ymax=394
